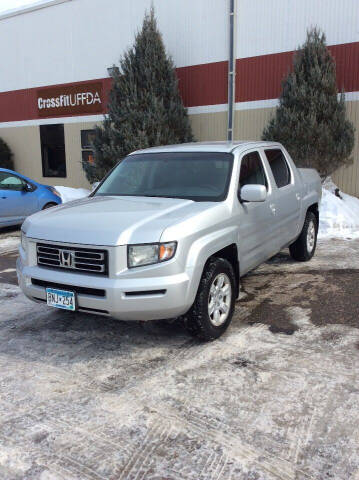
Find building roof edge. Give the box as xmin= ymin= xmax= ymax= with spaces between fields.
xmin=0 ymin=0 xmax=72 ymax=21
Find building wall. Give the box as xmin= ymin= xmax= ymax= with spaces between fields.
xmin=0 ymin=126 xmax=42 ymax=180
xmin=232 ymin=102 xmax=359 ymax=198
xmin=0 ymin=0 xmax=228 ymax=92
xmin=1 ymin=0 xmax=358 ymax=93
xmin=0 ymin=121 xmax=96 ymax=188
xmin=236 ymin=0 xmax=359 ymax=58
xmin=332 ymin=100 xmax=359 ymax=196
xmin=62 ymin=121 xmax=97 ymax=188
xmin=1 ymin=0 xmax=359 ymax=195
xmin=234 ymin=108 xmax=276 ymax=142
xmin=189 ymin=111 xmax=227 ymax=142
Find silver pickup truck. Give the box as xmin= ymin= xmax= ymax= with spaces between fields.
xmin=17 ymin=141 xmax=321 ymax=340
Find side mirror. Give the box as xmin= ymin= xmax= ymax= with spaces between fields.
xmin=22 ymin=183 xmax=33 ymax=192
xmin=240 ymin=184 xmax=267 ymax=202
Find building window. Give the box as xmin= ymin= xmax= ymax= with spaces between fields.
xmin=82 ymin=150 xmax=95 ymax=166
xmin=81 ymin=129 xmax=95 ymax=167
xmin=40 ymin=124 xmax=67 ymax=177
xmin=81 ymin=129 xmax=96 ymax=149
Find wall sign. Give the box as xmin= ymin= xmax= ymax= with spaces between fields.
xmin=37 ymin=82 xmax=104 ymax=117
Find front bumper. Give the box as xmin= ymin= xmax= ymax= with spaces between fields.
xmin=17 ymin=256 xmax=193 ymax=321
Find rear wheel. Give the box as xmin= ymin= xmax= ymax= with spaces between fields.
xmin=184 ymin=257 xmax=236 ymax=341
xmin=289 ymin=211 xmax=318 ymax=262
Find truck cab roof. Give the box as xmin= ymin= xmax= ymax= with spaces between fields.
xmin=132 ymin=141 xmax=283 ymax=155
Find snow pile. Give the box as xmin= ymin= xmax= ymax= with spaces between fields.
xmin=54 ymin=186 xmax=90 ymax=203
xmin=0 ymin=237 xmax=20 ymax=254
xmin=319 ymin=178 xmax=359 ymax=239
xmin=0 ymin=283 xmax=19 ymax=299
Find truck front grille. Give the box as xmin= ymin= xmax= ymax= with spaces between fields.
xmin=36 ymin=243 xmax=108 ymax=276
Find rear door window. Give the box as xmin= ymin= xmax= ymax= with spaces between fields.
xmin=264 ymin=149 xmax=291 ymax=188
xmin=239 ymin=151 xmax=267 ymax=189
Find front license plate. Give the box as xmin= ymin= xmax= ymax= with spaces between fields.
xmin=46 ymin=288 xmax=76 ymax=311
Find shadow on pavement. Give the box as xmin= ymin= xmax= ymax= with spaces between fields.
xmin=0 ymin=225 xmax=21 ymax=236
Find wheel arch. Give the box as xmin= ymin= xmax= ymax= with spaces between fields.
xmin=185 ymin=227 xmax=240 ymax=305
xmin=209 ymin=244 xmax=240 ymax=298
xmin=41 ymin=201 xmax=58 ymax=210
xmin=307 ymin=202 xmax=319 ymax=226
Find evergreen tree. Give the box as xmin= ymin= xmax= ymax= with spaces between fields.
xmin=0 ymin=138 xmax=13 ymax=170
xmin=262 ymin=28 xmax=354 ymax=179
xmin=83 ymin=7 xmax=194 ymax=183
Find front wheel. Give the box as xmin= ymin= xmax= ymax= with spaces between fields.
xmin=42 ymin=202 xmax=58 ymax=210
xmin=289 ymin=211 xmax=318 ymax=262
xmin=184 ymin=257 xmax=236 ymax=341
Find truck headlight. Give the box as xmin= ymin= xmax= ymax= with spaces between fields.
xmin=128 ymin=242 xmax=177 ymax=268
xmin=21 ymin=231 xmax=27 ymax=252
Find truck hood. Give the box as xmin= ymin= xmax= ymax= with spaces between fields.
xmin=23 ymin=195 xmax=215 ymax=246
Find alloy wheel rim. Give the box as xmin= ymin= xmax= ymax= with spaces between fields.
xmin=307 ymin=220 xmax=316 ymax=252
xmin=208 ymin=273 xmax=232 ymax=327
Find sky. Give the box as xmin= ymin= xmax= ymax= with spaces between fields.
xmin=0 ymin=0 xmax=38 ymax=13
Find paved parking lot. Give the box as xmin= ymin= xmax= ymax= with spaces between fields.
xmin=0 ymin=235 xmax=359 ymax=479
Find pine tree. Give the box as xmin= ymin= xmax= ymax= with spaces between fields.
xmin=83 ymin=7 xmax=194 ymax=183
xmin=262 ymin=28 xmax=354 ymax=179
xmin=0 ymin=138 xmax=13 ymax=170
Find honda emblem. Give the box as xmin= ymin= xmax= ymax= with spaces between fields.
xmin=60 ymin=249 xmax=75 ymax=268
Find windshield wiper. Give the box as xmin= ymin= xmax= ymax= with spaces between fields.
xmin=139 ymin=194 xmax=189 ymax=200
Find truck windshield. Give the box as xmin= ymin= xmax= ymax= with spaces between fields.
xmin=94 ymin=152 xmax=234 ymax=202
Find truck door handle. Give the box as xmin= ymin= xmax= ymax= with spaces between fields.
xmin=270 ymin=203 xmax=276 ymax=215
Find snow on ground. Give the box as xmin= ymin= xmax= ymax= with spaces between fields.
xmin=319 ymin=178 xmax=359 ymax=239
xmin=54 ymin=186 xmax=90 ymax=203
xmin=0 ymin=237 xmax=20 ymax=254
xmin=0 ymin=240 xmax=359 ymax=479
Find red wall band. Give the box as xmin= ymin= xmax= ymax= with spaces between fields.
xmin=1 ymin=41 xmax=358 ymax=123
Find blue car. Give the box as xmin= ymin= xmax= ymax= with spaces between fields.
xmin=0 ymin=168 xmax=62 ymax=228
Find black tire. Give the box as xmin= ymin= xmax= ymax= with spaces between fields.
xmin=184 ymin=257 xmax=236 ymax=341
xmin=289 ymin=211 xmax=318 ymax=262
xmin=42 ymin=202 xmax=57 ymax=210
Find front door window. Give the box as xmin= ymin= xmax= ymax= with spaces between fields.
xmin=0 ymin=172 xmax=24 ymax=191
xmin=239 ymin=151 xmax=268 ymax=190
